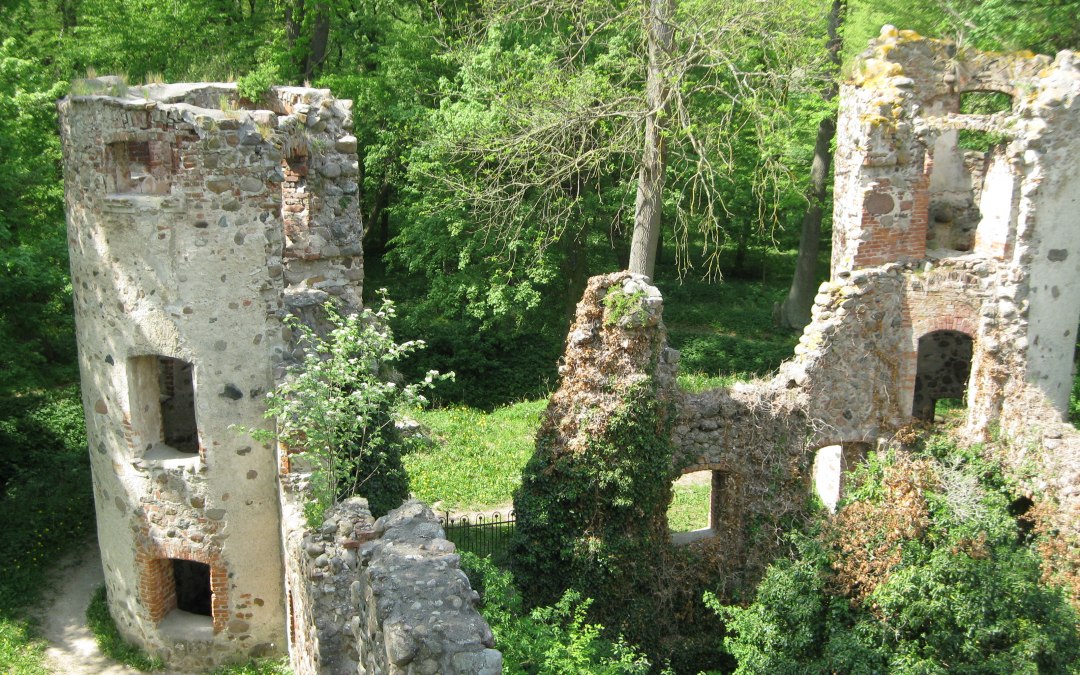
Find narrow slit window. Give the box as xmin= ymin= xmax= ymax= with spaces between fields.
xmin=158 ymin=357 xmax=198 ymax=453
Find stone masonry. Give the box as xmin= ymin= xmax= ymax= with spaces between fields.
xmin=549 ymin=30 xmax=1080 ymax=597
xmin=59 ymin=81 xmax=495 ymax=672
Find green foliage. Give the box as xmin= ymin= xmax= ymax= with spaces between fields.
xmin=844 ymin=0 xmax=1080 ymax=59
xmin=0 ymin=386 xmax=94 ymax=673
xmin=602 ymin=289 xmax=647 ymax=327
xmin=511 ymin=382 xmax=677 ymax=649
xmin=463 ymin=553 xmax=656 ymax=674
xmin=717 ymin=436 xmax=1080 ymax=674
xmin=406 ymin=398 xmax=546 ymax=510
xmin=659 ymin=271 xmax=801 ymax=379
xmin=0 ymin=39 xmax=75 ymax=395
xmin=0 ymin=387 xmax=93 ymax=610
xmin=0 ymin=618 xmax=46 ymax=675
xmin=86 ymin=585 xmax=164 ymax=671
xmin=251 ymin=297 xmax=446 ymax=521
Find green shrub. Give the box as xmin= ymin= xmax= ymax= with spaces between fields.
xmin=511 ymin=381 xmax=676 ymax=649
xmin=463 ymin=554 xmax=656 ymax=674
xmin=0 ymin=387 xmax=93 ymax=612
xmin=246 ymin=296 xmax=447 ymax=522
xmin=716 ymin=436 xmax=1080 ymax=674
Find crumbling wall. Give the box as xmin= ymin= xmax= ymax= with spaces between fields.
xmin=832 ymin=28 xmax=1080 ymax=417
xmin=282 ymin=497 xmax=500 ymax=675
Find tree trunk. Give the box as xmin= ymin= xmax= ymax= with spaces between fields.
xmin=628 ymin=0 xmax=674 ymax=279
xmin=305 ymin=3 xmax=330 ymax=82
xmin=776 ymin=0 xmax=844 ymax=331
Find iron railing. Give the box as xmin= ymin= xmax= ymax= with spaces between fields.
xmin=442 ymin=510 xmax=515 ymax=560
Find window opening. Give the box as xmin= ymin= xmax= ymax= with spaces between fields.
xmin=106 ymin=140 xmax=171 ymax=195
xmin=281 ymin=154 xmax=311 ymax=250
xmin=669 ymin=469 xmax=734 ymax=543
xmin=813 ymin=445 xmax=843 ymax=512
xmin=127 ymin=355 xmax=200 ymax=458
xmin=172 ymin=559 xmax=212 ymax=616
xmin=668 ymin=469 xmax=712 ymax=534
xmin=958 ymin=91 xmax=1013 ymax=152
xmin=912 ymin=330 xmax=973 ymax=422
xmin=158 ymin=357 xmax=198 ymax=453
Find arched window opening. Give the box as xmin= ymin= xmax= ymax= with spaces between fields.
xmin=912 ymin=330 xmax=974 ymax=422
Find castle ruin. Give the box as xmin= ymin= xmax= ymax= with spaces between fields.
xmin=58 ymin=27 xmax=1080 ymax=673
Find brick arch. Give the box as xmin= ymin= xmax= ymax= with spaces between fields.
xmin=914 ymin=314 xmax=977 ymax=339
xmin=900 ymin=293 xmax=981 ymax=418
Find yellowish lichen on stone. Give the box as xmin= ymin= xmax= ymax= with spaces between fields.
xmin=854 ymin=59 xmax=905 ymax=87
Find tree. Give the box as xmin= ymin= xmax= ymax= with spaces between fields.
xmin=776 ymin=0 xmax=844 ymax=331
xmin=0 ymin=39 xmax=73 ymax=394
xmin=627 ymin=0 xmax=674 ymax=279
xmin=395 ymin=0 xmax=830 ymax=290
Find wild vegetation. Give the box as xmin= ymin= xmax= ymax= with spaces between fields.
xmin=715 ymin=434 xmax=1080 ymax=673
xmin=3 ymin=0 xmax=1080 ymax=672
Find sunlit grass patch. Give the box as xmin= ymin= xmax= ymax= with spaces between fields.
xmin=0 ymin=617 xmax=46 ymax=675
xmin=406 ymin=398 xmax=547 ymax=510
xmin=86 ymin=586 xmax=164 ymax=671
xmin=668 ymin=482 xmax=711 ymax=533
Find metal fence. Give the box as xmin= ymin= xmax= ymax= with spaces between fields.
xmin=442 ymin=510 xmax=515 ymax=560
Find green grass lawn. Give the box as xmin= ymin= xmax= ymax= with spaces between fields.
xmin=405 ymin=399 xmax=547 ymax=511
xmin=405 ymin=396 xmax=715 ymax=538
xmin=667 ymin=482 xmax=711 ymax=533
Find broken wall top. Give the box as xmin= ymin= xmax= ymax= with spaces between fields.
xmin=832 ymin=26 xmax=1080 ymax=275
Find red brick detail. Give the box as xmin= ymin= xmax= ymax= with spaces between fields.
xmin=136 ymin=534 xmax=229 ymax=633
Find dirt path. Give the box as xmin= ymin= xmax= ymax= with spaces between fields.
xmin=33 ymin=546 xmax=143 ymax=675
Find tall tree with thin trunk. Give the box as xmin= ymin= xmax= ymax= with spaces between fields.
xmin=628 ymin=0 xmax=674 ymax=279
xmin=776 ymin=0 xmax=844 ymax=331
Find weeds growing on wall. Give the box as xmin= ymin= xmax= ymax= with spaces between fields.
xmin=510 ymin=380 xmax=678 ymax=653
xmin=247 ymin=296 xmax=449 ymax=522
xmin=714 ymin=433 xmax=1080 ymax=673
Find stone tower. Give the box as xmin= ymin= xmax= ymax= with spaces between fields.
xmin=58 ymin=81 xmax=362 ymax=669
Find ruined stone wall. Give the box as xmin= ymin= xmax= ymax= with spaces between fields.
xmin=282 ymin=497 xmax=500 ymax=675
xmin=832 ymin=28 xmax=1080 ymax=418
xmin=59 ymin=81 xmax=361 ymax=669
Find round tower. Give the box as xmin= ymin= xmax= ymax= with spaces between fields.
xmin=58 ymin=81 xmax=362 ymax=669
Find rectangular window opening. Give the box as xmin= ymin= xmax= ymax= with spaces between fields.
xmin=172 ymin=559 xmax=212 ymax=617
xmin=128 ymin=355 xmax=200 ymax=459
xmin=107 ymin=140 xmax=172 ymax=195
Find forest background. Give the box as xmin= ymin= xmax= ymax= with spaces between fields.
xmin=1 ymin=0 xmax=1079 ymax=671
